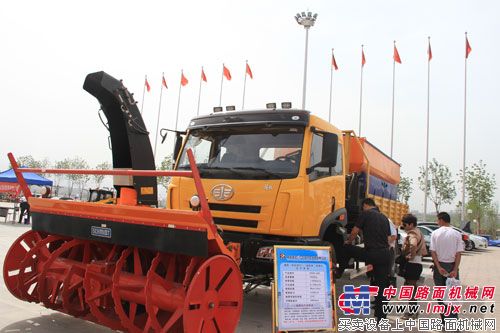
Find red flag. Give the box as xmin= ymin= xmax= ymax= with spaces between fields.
xmin=332 ymin=51 xmax=338 ymax=70
xmin=361 ymin=49 xmax=366 ymax=67
xmin=201 ymin=68 xmax=207 ymax=82
xmin=393 ymin=45 xmax=402 ymax=64
xmin=223 ymin=65 xmax=232 ymax=80
xmin=162 ymin=75 xmax=168 ymax=89
xmin=246 ymin=63 xmax=253 ymax=79
xmin=428 ymin=40 xmax=432 ymax=61
xmin=181 ymin=72 xmax=188 ymax=86
xmin=145 ymin=77 xmax=151 ymax=92
xmin=466 ymin=36 xmax=472 ymax=58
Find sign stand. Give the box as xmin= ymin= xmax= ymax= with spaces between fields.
xmin=273 ymin=245 xmax=337 ymax=332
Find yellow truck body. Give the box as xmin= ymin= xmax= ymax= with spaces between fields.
xmin=169 ymin=109 xmax=407 ymax=276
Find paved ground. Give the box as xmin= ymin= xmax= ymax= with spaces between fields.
xmin=0 ymin=222 xmax=498 ymax=332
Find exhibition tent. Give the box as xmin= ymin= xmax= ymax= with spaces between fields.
xmin=0 ymin=168 xmax=53 ymax=186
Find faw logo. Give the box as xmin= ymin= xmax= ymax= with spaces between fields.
xmin=211 ymin=184 xmax=234 ymax=201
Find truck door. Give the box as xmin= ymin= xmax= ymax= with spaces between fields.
xmin=303 ymin=132 xmax=344 ymax=236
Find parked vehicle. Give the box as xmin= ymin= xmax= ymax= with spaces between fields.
xmin=480 ymin=235 xmax=500 ymax=247
xmin=465 ymin=233 xmax=488 ymax=249
xmin=169 ymin=105 xmax=409 ymax=278
xmin=418 ymin=223 xmax=482 ymax=251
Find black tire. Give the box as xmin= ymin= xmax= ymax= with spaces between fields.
xmin=465 ymin=241 xmax=473 ymax=251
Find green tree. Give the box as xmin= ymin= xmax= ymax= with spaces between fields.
xmin=15 ymin=155 xmax=50 ymax=169
xmin=459 ymin=160 xmax=497 ymax=233
xmin=57 ymin=157 xmax=89 ymax=197
xmin=93 ymin=162 xmax=112 ymax=189
xmin=72 ymin=157 xmax=90 ymax=198
xmin=418 ymin=158 xmax=456 ymax=214
xmin=483 ymin=203 xmax=499 ymax=236
xmin=53 ymin=159 xmax=71 ymax=196
xmin=158 ymin=155 xmax=174 ymax=191
xmin=397 ymin=175 xmax=413 ymax=204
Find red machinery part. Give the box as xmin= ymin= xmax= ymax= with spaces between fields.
xmin=84 ymin=256 xmax=124 ymax=331
xmin=3 ymin=230 xmax=68 ymax=302
xmin=183 ymin=255 xmax=243 ymax=333
xmin=36 ymin=238 xmax=112 ymax=315
xmin=4 ymin=149 xmax=243 ymax=332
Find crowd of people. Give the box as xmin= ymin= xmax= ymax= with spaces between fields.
xmin=337 ymin=198 xmax=464 ymax=325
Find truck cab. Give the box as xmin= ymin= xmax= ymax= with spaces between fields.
xmin=168 ymin=108 xmax=348 ymax=277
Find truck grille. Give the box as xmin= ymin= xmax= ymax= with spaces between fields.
xmin=208 ymin=203 xmax=261 ymax=214
xmin=213 ymin=217 xmax=258 ymax=228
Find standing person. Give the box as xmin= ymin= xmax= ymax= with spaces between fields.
xmin=430 ymin=212 xmax=464 ymax=324
xmin=342 ymin=198 xmax=392 ymax=322
xmin=18 ymin=196 xmax=30 ymax=224
xmin=388 ymin=219 xmax=398 ymax=287
xmin=400 ymin=213 xmax=427 ymax=320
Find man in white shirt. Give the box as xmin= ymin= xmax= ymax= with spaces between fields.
xmin=430 ymin=211 xmax=464 ymax=324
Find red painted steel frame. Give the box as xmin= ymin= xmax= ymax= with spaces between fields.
xmin=7 ymin=153 xmax=32 ymax=198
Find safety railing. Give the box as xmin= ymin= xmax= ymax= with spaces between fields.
xmin=7 ymin=149 xmax=217 ymax=235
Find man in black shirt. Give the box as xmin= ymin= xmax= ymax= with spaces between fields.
xmin=340 ymin=198 xmax=392 ymax=322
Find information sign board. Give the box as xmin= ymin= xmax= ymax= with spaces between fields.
xmin=273 ymin=245 xmax=335 ymax=332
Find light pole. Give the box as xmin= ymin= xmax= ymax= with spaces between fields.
xmin=295 ymin=11 xmax=317 ymax=110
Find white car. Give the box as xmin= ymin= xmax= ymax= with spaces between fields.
xmin=466 ymin=233 xmax=488 ymax=249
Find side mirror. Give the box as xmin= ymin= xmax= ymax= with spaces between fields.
xmin=321 ymin=132 xmax=338 ymax=168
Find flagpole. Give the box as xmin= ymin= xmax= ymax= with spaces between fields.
xmin=197 ymin=67 xmax=203 ymax=116
xmin=461 ymin=32 xmax=469 ymax=222
xmin=424 ymin=37 xmax=431 ymax=221
xmin=390 ymin=41 xmax=397 ymax=158
xmin=219 ymin=64 xmax=224 ymax=107
xmin=141 ymin=75 xmax=147 ymax=114
xmin=328 ymin=49 xmax=334 ymax=123
xmin=242 ymin=60 xmax=248 ymax=110
xmin=175 ymin=70 xmax=183 ymax=131
xmin=358 ymin=45 xmax=364 ymax=136
xmin=153 ymin=73 xmax=164 ymax=160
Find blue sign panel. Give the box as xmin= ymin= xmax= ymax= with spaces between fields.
xmin=274 ymin=246 xmax=334 ymax=331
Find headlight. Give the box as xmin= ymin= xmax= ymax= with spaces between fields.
xmin=189 ymin=195 xmax=201 ymax=208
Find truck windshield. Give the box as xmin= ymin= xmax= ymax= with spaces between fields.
xmin=177 ymin=127 xmax=304 ymax=179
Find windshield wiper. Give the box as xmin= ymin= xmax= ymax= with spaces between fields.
xmin=198 ymin=166 xmax=246 ymax=177
xmin=231 ymin=167 xmax=282 ymax=178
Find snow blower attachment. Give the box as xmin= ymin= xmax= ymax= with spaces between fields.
xmin=3 ymin=72 xmax=243 ymax=333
